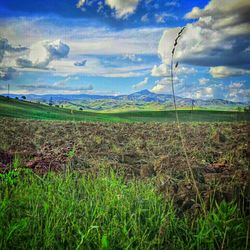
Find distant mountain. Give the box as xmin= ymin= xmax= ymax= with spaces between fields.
xmin=4 ymin=93 xmax=116 ymax=102
xmin=117 ymin=89 xmax=173 ymax=102
xmin=2 ymin=89 xmax=247 ymax=106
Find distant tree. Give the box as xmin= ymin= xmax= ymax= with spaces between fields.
xmin=15 ymin=97 xmax=19 ymax=100
xmin=244 ymin=106 xmax=250 ymax=112
xmin=49 ymin=97 xmax=53 ymax=106
xmin=79 ymin=108 xmax=83 ymax=111
xmin=237 ymin=106 xmax=242 ymax=112
xmin=191 ymin=99 xmax=195 ymax=111
xmin=21 ymin=96 xmax=26 ymax=100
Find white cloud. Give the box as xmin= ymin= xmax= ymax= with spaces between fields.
xmin=76 ymin=0 xmax=87 ymax=8
xmin=158 ymin=0 xmax=250 ymax=69
xmin=151 ymin=83 xmax=167 ymax=93
xmin=195 ymin=87 xmax=213 ymax=98
xmin=16 ymin=40 xmax=69 ymax=69
xmin=185 ymin=0 xmax=249 ymax=20
xmin=151 ymin=76 xmax=181 ymax=93
xmin=132 ymin=77 xmax=148 ymax=90
xmin=105 ymin=0 xmax=139 ymax=19
xmin=77 ymin=0 xmax=140 ymax=19
xmin=151 ymin=64 xmax=168 ymax=77
xmin=151 ymin=63 xmax=196 ymax=77
xmin=199 ymin=78 xmax=209 ymax=85
xmin=209 ymin=66 xmax=250 ymax=78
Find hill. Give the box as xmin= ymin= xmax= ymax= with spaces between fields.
xmin=0 ymin=96 xmax=249 ymax=122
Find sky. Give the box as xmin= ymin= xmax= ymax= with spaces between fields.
xmin=0 ymin=0 xmax=249 ymax=102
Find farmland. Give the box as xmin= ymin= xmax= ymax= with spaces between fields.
xmin=0 ymin=117 xmax=249 ymax=249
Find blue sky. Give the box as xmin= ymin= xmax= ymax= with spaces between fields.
xmin=0 ymin=0 xmax=249 ymax=102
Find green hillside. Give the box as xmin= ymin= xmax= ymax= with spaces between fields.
xmin=0 ymin=96 xmax=124 ymax=122
xmin=0 ymin=96 xmax=249 ymax=123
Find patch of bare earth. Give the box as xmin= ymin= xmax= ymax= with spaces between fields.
xmin=0 ymin=118 xmax=249 ymax=213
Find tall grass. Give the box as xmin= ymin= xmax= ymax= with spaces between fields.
xmin=170 ymin=27 xmax=206 ymax=214
xmin=0 ymin=169 xmax=248 ymax=249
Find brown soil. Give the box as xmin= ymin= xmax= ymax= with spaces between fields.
xmin=0 ymin=118 xmax=249 ymax=212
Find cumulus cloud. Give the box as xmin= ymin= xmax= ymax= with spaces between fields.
xmin=151 ymin=76 xmax=182 ymax=93
xmin=105 ymin=0 xmax=140 ymax=18
xmin=151 ymin=79 xmax=169 ymax=93
xmin=16 ymin=40 xmax=69 ymax=70
xmin=192 ymin=87 xmax=214 ymax=99
xmin=74 ymin=60 xmax=87 ymax=67
xmin=77 ymin=0 xmax=139 ymax=19
xmin=185 ymin=0 xmax=249 ymax=20
xmin=151 ymin=64 xmax=168 ymax=77
xmin=209 ymin=66 xmax=250 ymax=78
xmin=76 ymin=0 xmax=87 ymax=8
xmin=158 ymin=0 xmax=250 ymax=69
xmin=132 ymin=77 xmax=148 ymax=90
xmin=151 ymin=63 xmax=196 ymax=77
xmin=0 ymin=38 xmax=27 ymax=63
xmin=0 ymin=67 xmax=18 ymax=81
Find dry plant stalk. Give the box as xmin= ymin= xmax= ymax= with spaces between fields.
xmin=170 ymin=27 xmax=205 ymax=213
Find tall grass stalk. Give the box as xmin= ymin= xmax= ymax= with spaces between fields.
xmin=170 ymin=27 xmax=205 ymax=213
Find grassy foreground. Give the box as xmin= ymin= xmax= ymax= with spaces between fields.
xmin=0 ymin=169 xmax=248 ymax=250
xmin=0 ymin=96 xmax=249 ymax=122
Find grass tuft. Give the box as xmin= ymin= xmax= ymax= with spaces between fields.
xmin=0 ymin=170 xmax=248 ymax=249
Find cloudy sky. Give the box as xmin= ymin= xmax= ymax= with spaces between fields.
xmin=0 ymin=0 xmax=249 ymax=101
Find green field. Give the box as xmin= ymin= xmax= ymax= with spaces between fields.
xmin=0 ymin=96 xmax=249 ymax=122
